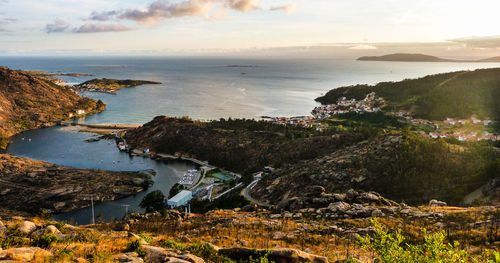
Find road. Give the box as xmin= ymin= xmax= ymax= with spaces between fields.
xmin=241 ymin=179 xmax=269 ymax=207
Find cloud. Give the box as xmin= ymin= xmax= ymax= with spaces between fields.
xmin=46 ymin=19 xmax=70 ymax=33
xmin=0 ymin=17 xmax=16 ymax=32
xmin=117 ymin=0 xmax=215 ymax=24
xmin=89 ymin=11 xmax=119 ymax=21
xmin=449 ymin=36 xmax=500 ymax=49
xmin=86 ymin=0 xmax=291 ymax=25
xmin=270 ymin=3 xmax=297 ymax=13
xmin=73 ymin=23 xmax=134 ymax=33
xmin=224 ymin=0 xmax=260 ymax=12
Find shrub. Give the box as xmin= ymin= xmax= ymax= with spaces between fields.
xmin=138 ymin=234 xmax=153 ymax=244
xmin=126 ymin=239 xmax=147 ymax=258
xmin=32 ymin=233 xmax=61 ymax=248
xmin=140 ymin=190 xmax=166 ymax=213
xmin=359 ymin=219 xmax=472 ymax=263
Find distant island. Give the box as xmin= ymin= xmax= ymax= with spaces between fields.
xmin=44 ymin=72 xmax=93 ymax=77
xmin=357 ymin=53 xmax=500 ymax=62
xmin=74 ymin=78 xmax=162 ymax=94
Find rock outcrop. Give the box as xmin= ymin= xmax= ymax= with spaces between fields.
xmin=0 ymin=154 xmax=152 ymax=213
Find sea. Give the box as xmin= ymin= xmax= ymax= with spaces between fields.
xmin=3 ymin=56 xmax=500 ymax=224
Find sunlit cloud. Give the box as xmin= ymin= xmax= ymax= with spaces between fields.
xmin=73 ymin=23 xmax=134 ymax=33
xmin=270 ymin=3 xmax=297 ymax=13
xmin=85 ymin=0 xmax=291 ymax=26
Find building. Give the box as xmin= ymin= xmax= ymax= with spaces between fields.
xmin=167 ymin=190 xmax=193 ymax=208
xmin=76 ymin=109 xmax=86 ymax=115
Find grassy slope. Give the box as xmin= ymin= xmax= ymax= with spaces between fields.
xmin=0 ymin=66 xmax=103 ymax=144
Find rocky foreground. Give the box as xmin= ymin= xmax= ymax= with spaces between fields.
xmin=0 ymin=154 xmax=152 ymax=213
xmin=0 ymin=201 xmax=498 ymax=262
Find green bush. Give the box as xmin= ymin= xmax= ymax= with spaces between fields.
xmin=138 ymin=234 xmax=153 ymax=244
xmin=32 ymin=233 xmax=61 ymax=248
xmin=126 ymin=239 xmax=147 ymax=258
xmin=359 ymin=219 xmax=477 ymax=263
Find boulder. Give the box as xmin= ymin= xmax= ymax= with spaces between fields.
xmin=45 ymin=225 xmax=61 ymax=235
xmin=114 ymin=252 xmax=144 ymax=263
xmin=304 ymin=186 xmax=325 ymax=197
xmin=332 ymin=193 xmax=347 ymax=202
xmin=143 ymin=245 xmax=204 ymax=263
xmin=429 ymin=199 xmax=447 ymax=207
xmin=345 ymin=189 xmax=359 ymax=201
xmin=371 ymin=208 xmax=384 ymax=217
xmin=357 ymin=192 xmax=380 ymax=203
xmin=328 ymin=202 xmax=351 ymax=213
xmin=18 ymin=221 xmax=37 ymax=235
xmin=218 ymin=247 xmax=327 ymax=263
xmin=0 ymin=247 xmax=52 ymax=261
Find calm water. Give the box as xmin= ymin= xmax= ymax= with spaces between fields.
xmin=7 ymin=126 xmax=195 ymax=225
xmin=3 ymin=56 xmax=500 ymax=224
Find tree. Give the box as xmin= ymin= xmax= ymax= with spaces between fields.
xmin=139 ymin=190 xmax=166 ymax=213
xmin=168 ymin=183 xmax=184 ymax=199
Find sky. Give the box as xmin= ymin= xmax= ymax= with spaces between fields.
xmin=1 ymin=0 xmax=500 ymax=56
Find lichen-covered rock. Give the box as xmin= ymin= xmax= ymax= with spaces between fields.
xmin=18 ymin=221 xmax=37 ymax=235
xmin=0 ymin=247 xmax=52 ymax=261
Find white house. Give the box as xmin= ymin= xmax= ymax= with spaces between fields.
xmin=76 ymin=110 xmax=86 ymax=115
xmin=167 ymin=190 xmax=193 ymax=208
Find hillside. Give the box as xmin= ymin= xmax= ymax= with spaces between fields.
xmin=358 ymin=53 xmax=454 ymax=62
xmin=251 ymin=133 xmax=500 ymax=206
xmin=74 ymin=78 xmax=161 ymax=94
xmin=315 ymin=68 xmax=500 ymax=122
xmin=357 ymin=53 xmax=500 ymax=62
xmin=123 ymin=117 xmax=371 ymax=174
xmin=0 ymin=66 xmax=104 ymax=141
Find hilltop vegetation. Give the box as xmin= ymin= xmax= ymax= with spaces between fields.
xmin=251 ymin=132 xmax=500 ymax=206
xmin=316 ymin=68 xmax=500 ymax=123
xmin=124 ymin=116 xmax=374 ymax=174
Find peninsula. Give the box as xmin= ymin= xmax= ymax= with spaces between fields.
xmin=73 ymin=78 xmax=162 ymax=94
xmin=357 ymin=53 xmax=500 ymax=62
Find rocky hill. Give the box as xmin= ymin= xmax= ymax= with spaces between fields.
xmin=124 ymin=116 xmax=368 ymax=174
xmin=251 ymin=133 xmax=499 ymax=206
xmin=0 ymin=66 xmax=104 ymax=140
xmin=0 ymin=154 xmax=152 ymax=214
